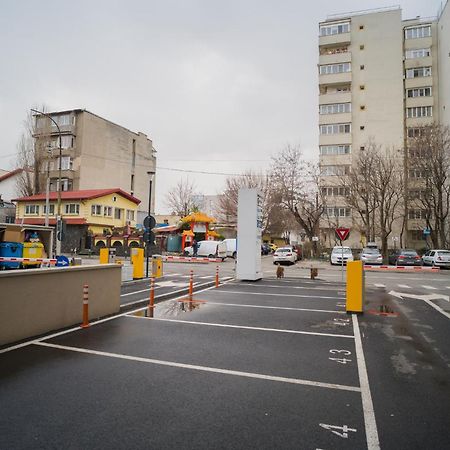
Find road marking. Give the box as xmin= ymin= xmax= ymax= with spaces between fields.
xmin=397 ymin=284 xmax=411 ymax=289
xmin=236 ymin=284 xmax=345 ymax=292
xmin=373 ymin=283 xmax=385 ymax=288
xmin=211 ymin=290 xmax=345 ymax=300
xmin=126 ymin=316 xmax=355 ymax=339
xmin=202 ymin=301 xmax=346 ymax=314
xmin=121 ymin=287 xmax=159 ymax=297
xmin=34 ymin=341 xmax=360 ymax=392
xmin=352 ymin=315 xmax=380 ymax=450
xmin=421 ymin=285 xmax=437 ymax=290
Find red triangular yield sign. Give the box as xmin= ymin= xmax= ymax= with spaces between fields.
xmin=335 ymin=227 xmax=350 ymax=241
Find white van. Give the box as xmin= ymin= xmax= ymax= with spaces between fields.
xmin=184 ymin=240 xmax=227 ymax=260
xmin=222 ymin=238 xmax=237 ymax=258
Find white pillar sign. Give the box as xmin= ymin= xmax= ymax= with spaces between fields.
xmin=236 ymin=188 xmax=263 ymax=281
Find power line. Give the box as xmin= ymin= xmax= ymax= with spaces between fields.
xmin=157 ymin=166 xmax=267 ymax=177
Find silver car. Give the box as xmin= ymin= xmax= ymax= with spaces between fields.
xmin=359 ymin=247 xmax=383 ymax=265
xmin=422 ymin=249 xmax=450 ymax=268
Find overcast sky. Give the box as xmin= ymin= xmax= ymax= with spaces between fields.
xmin=0 ymin=0 xmax=444 ymax=213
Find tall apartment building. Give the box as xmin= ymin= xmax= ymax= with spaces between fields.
xmin=318 ymin=3 xmax=449 ymax=249
xmin=33 ymin=109 xmax=156 ymax=224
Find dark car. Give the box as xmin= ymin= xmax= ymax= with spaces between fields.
xmin=388 ymin=249 xmax=423 ymax=266
xmin=261 ymin=244 xmax=270 ymax=255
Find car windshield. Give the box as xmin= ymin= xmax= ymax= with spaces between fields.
xmin=362 ymin=248 xmax=379 ymax=254
xmin=401 ymin=250 xmax=418 ymax=256
xmin=277 ymin=248 xmax=292 ymax=253
xmin=437 ymin=251 xmax=450 ymax=255
xmin=332 ymin=248 xmax=351 ymax=254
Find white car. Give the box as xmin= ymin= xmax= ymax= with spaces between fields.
xmin=222 ymin=238 xmax=237 ymax=258
xmin=183 ymin=240 xmax=227 ymax=260
xmin=422 ymin=249 xmax=450 ymax=268
xmin=330 ymin=246 xmax=354 ymax=265
xmin=273 ymin=247 xmax=296 ymax=265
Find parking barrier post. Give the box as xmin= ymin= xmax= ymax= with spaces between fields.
xmin=148 ymin=277 xmax=155 ymax=318
xmin=346 ymin=261 xmax=364 ymax=314
xmin=189 ymin=269 xmax=194 ymax=301
xmin=215 ymin=265 xmax=219 ymax=288
xmin=81 ymin=284 xmax=90 ymax=328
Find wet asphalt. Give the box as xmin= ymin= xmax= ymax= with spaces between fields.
xmin=1 ymin=276 xmax=449 ymax=449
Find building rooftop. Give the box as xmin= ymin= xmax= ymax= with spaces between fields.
xmin=12 ymin=188 xmax=141 ymax=205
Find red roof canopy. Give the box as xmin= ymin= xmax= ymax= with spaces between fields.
xmin=12 ymin=188 xmax=141 ymax=205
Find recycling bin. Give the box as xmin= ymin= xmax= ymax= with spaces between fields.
xmin=22 ymin=242 xmax=44 ymax=267
xmin=0 ymin=242 xmax=24 ymax=269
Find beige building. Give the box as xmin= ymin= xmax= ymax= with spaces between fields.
xmin=33 ymin=109 xmax=156 ymax=224
xmin=318 ymin=3 xmax=450 ymax=249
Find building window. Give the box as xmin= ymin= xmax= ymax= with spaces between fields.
xmin=409 ymin=168 xmax=427 ymax=178
xmin=407 ymin=106 xmax=432 ymax=118
xmin=319 ymin=103 xmax=351 ymax=114
xmin=405 ymin=25 xmax=431 ymax=39
xmin=408 ymin=209 xmax=429 ymax=220
xmin=56 ymin=156 xmax=73 ymax=170
xmin=405 ymin=48 xmax=431 ymax=59
xmin=407 ymin=127 xmax=426 ymax=138
xmin=103 ymin=206 xmax=112 ymax=217
xmin=319 ymin=145 xmax=351 ymax=155
xmin=320 ymin=46 xmax=349 ymax=55
xmin=321 ymin=187 xmax=350 ymax=196
xmin=407 ymin=87 xmax=432 ymax=98
xmin=408 ymin=189 xmax=428 ymax=200
xmin=406 ymin=67 xmax=431 ymax=78
xmin=114 ymin=208 xmax=123 ymax=220
xmin=50 ymin=178 xmax=72 ymax=192
xmin=91 ymin=204 xmax=102 ymax=216
xmin=60 ymin=135 xmax=74 ymax=149
xmin=319 ymin=22 xmax=350 ymax=36
xmin=321 ymin=165 xmax=351 ymax=176
xmin=326 ymin=207 xmax=351 ymax=217
xmin=126 ymin=210 xmax=135 ymax=221
xmin=319 ymin=123 xmax=351 ymax=135
xmin=335 ymin=85 xmax=351 ymax=93
xmin=65 ymin=203 xmax=80 ymax=215
xmin=25 ymin=204 xmax=39 ymax=215
xmin=43 ymin=204 xmax=55 ymax=215
xmin=319 ymin=63 xmax=351 ymax=75
xmin=409 ymin=230 xmax=425 ymax=241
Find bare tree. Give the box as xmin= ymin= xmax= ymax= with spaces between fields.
xmin=165 ymin=178 xmax=199 ymax=217
xmin=408 ymin=124 xmax=450 ymax=248
xmin=15 ymin=107 xmax=50 ymax=196
xmin=270 ymin=145 xmax=323 ymax=248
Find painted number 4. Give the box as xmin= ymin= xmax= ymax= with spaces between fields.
xmin=319 ymin=423 xmax=357 ymax=439
xmin=329 ymin=349 xmax=352 ymax=364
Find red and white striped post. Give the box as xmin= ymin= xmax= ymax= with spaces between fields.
xmin=215 ymin=265 xmax=219 ymax=288
xmin=81 ymin=284 xmax=89 ymax=328
xmin=148 ymin=277 xmax=155 ymax=318
xmin=188 ymin=269 xmax=194 ymax=301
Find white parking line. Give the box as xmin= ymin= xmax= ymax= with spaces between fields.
xmin=126 ymin=316 xmax=354 ymax=339
xmin=232 ymin=284 xmax=344 ymax=292
xmin=373 ymin=283 xmax=385 ymax=288
xmin=352 ymin=315 xmax=380 ymax=450
xmin=34 ymin=341 xmax=361 ymax=393
xmin=213 ymin=290 xmax=345 ymax=300
xmin=202 ymin=301 xmax=347 ymax=314
xmin=397 ymin=284 xmax=411 ymax=289
xmin=421 ymin=285 xmax=437 ymax=290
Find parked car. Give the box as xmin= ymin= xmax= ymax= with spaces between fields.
xmin=359 ymin=247 xmax=383 ymax=265
xmin=273 ymin=247 xmax=296 ymax=265
xmin=267 ymin=243 xmax=278 ymax=253
xmin=388 ymin=249 xmax=422 ymax=266
xmin=222 ymin=238 xmax=237 ymax=258
xmin=330 ymin=246 xmax=354 ymax=265
xmin=422 ymin=249 xmax=450 ymax=268
xmin=261 ymin=243 xmax=270 ymax=255
xmin=184 ymin=240 xmax=227 ymax=260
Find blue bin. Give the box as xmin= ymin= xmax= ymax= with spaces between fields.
xmin=0 ymin=242 xmax=24 ymax=269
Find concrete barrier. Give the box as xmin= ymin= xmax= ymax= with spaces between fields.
xmin=0 ymin=264 xmax=121 ymax=346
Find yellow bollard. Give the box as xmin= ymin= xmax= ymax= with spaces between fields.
xmin=99 ymin=248 xmax=109 ymax=264
xmin=130 ymin=247 xmax=139 ymax=266
xmin=132 ymin=248 xmax=144 ymax=280
xmin=346 ymin=260 xmax=364 ymax=314
xmin=152 ymin=255 xmax=163 ymax=278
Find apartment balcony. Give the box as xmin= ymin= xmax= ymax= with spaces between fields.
xmin=404 ymin=37 xmax=432 ymax=50
xmin=319 ymin=92 xmax=352 ymax=105
xmin=319 ymin=72 xmax=352 ymax=86
xmin=319 ymin=51 xmax=351 ymax=66
xmin=319 ymin=112 xmax=352 ymax=125
xmin=319 ymin=32 xmax=351 ymax=47
xmin=48 ymin=169 xmax=75 ymax=180
xmin=405 ymin=117 xmax=434 ymax=127
xmin=319 ymin=154 xmax=352 ymax=165
xmin=406 ymin=219 xmax=427 ymax=231
xmin=405 ymin=77 xmax=434 ymax=90
xmin=33 ymin=123 xmax=75 ymax=137
xmin=404 ymin=56 xmax=433 ymax=69
xmin=405 ymin=97 xmax=434 ymax=108
xmin=319 ymin=133 xmax=352 ymax=146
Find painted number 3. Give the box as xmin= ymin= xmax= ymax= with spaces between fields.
xmin=329 ymin=349 xmax=352 ymax=364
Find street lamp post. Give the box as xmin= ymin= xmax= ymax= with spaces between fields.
xmin=31 ymin=109 xmax=63 ymax=256
xmin=146 ymin=170 xmax=155 ymax=278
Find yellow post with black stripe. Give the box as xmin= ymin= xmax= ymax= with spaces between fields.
xmin=132 ymin=248 xmax=144 ymax=280
xmin=346 ymin=260 xmax=364 ymax=313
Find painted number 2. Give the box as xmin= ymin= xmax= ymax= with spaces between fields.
xmin=329 ymin=349 xmax=352 ymax=364
xmin=319 ymin=423 xmax=357 ymax=438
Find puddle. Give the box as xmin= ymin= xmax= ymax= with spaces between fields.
xmin=131 ymin=298 xmax=205 ymax=318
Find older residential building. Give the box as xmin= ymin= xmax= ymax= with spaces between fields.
xmin=318 ymin=3 xmax=450 ymax=249
xmin=33 ymin=109 xmax=156 ymax=224
xmin=13 ymin=188 xmax=140 ymax=252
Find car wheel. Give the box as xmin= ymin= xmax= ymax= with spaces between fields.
xmin=208 ymin=254 xmax=215 ymax=258
xmin=232 ymin=251 xmax=237 ymax=259
xmin=432 ymin=261 xmax=435 ymax=267
xmin=183 ymin=251 xmax=189 ymax=256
